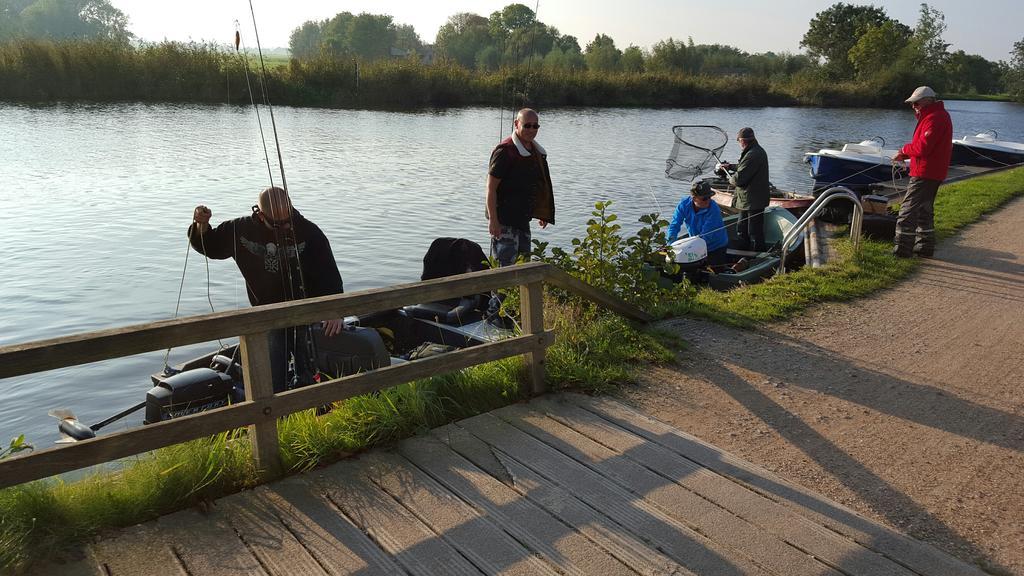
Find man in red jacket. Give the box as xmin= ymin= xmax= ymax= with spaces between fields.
xmin=892 ymin=86 xmax=953 ymax=258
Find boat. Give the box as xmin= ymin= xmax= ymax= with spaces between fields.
xmin=50 ymin=238 xmax=511 ymax=442
xmin=652 ymin=206 xmax=805 ymax=290
xmin=702 ymin=176 xmax=815 ymax=214
xmin=803 ymin=137 xmax=908 ymax=191
xmin=950 ymin=131 xmax=1024 ymax=167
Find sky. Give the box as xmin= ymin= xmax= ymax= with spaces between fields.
xmin=108 ymin=0 xmax=1021 ymax=62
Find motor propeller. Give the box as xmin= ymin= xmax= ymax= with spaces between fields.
xmin=48 ymin=401 xmax=147 ymax=443
xmin=48 ymin=409 xmax=95 ymax=442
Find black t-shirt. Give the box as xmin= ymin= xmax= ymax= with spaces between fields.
xmin=489 ymin=140 xmax=545 ymax=229
xmin=187 ymin=209 xmax=343 ymax=306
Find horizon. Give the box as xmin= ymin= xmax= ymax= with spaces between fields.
xmin=108 ymin=0 xmax=1021 ymax=63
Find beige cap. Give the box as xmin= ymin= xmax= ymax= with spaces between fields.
xmin=905 ymin=86 xmax=937 ymax=103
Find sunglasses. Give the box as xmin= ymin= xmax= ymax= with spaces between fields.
xmin=521 ymin=122 xmax=540 ymax=129
xmin=252 ymin=204 xmax=292 ymax=229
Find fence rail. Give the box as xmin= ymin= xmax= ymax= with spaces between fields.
xmin=0 ymin=262 xmax=649 ymax=489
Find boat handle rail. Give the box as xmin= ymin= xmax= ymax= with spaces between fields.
xmin=779 ymin=186 xmax=863 ymax=274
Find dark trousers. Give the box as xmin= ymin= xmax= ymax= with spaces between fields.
xmin=737 ymin=207 xmax=767 ymax=252
xmin=268 ymin=326 xmax=316 ymax=393
xmin=894 ymin=177 xmax=939 ymax=256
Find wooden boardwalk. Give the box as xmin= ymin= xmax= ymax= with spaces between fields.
xmin=55 ymin=394 xmax=983 ymax=576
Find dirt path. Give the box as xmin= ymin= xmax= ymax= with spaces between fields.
xmin=621 ymin=196 xmax=1024 ymax=575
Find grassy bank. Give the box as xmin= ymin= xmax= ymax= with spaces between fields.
xmin=0 ymin=38 xmax=960 ymax=109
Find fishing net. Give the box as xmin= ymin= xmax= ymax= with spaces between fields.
xmin=665 ymin=125 xmax=729 ymax=182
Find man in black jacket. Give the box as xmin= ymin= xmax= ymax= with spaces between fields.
xmin=189 ymin=186 xmax=344 ymax=391
xmin=720 ymin=127 xmax=770 ymax=252
xmin=485 ymin=108 xmax=556 ymax=267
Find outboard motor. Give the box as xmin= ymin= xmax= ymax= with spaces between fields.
xmin=667 ymin=236 xmax=709 ymax=274
xmin=145 ymin=368 xmax=238 ymax=424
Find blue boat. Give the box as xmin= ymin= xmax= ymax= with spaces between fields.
xmin=803 ymin=137 xmax=908 ymax=191
xmin=950 ymin=131 xmax=1024 ymax=167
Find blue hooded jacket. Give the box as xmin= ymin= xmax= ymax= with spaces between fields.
xmin=666 ymin=197 xmax=729 ymax=252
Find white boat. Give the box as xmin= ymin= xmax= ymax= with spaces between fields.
xmin=804 ymin=137 xmax=908 ymax=191
xmin=951 ymin=131 xmax=1024 ymax=167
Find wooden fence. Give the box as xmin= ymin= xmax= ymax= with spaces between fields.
xmin=0 ymin=262 xmax=651 ymax=489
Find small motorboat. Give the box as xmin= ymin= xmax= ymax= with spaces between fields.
xmin=950 ymin=131 xmax=1024 ymax=167
xmin=703 ymin=176 xmax=815 ymax=214
xmin=652 ymin=206 xmax=805 ymax=290
xmin=804 ymin=137 xmax=908 ymax=191
xmin=49 ymin=238 xmax=512 ymax=442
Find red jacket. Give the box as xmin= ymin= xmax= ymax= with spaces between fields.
xmin=900 ymin=100 xmax=953 ymax=181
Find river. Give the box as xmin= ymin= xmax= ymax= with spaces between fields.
xmin=2 ymin=100 xmax=1022 ymax=447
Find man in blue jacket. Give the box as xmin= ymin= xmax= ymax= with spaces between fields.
xmin=666 ymin=180 xmax=730 ymax=265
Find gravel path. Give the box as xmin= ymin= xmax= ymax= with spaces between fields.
xmin=622 ymin=196 xmax=1024 ymax=575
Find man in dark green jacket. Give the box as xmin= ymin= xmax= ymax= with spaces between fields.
xmin=721 ymin=127 xmax=770 ymax=252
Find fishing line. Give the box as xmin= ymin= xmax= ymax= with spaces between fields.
xmin=246 ymin=0 xmax=322 ymax=384
xmin=234 ymin=22 xmax=275 ymax=186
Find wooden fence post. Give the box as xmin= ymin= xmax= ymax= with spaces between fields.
xmin=239 ymin=330 xmax=281 ymax=480
xmin=520 ymin=281 xmax=546 ymax=396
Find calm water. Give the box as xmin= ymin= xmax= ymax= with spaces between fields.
xmin=2 ymin=100 xmax=1022 ymax=446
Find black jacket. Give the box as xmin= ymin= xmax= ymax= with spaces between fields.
xmin=187 ymin=209 xmax=343 ymax=306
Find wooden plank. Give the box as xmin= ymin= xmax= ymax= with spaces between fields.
xmin=0 ymin=400 xmax=268 ymax=490
xmin=454 ymin=412 xmax=771 ymax=576
xmin=240 ymin=331 xmax=281 ymax=481
xmin=160 ymin=507 xmax=267 ymax=575
xmin=519 ymin=281 xmax=546 ymax=396
xmin=532 ymin=397 xmax=915 ymax=576
xmin=543 ymin=267 xmax=653 ymax=323
xmin=264 ymin=477 xmax=405 ymax=576
xmin=493 ymin=403 xmax=840 ymax=576
xmin=352 ymin=451 xmax=560 ymax=576
xmin=0 ymin=331 xmax=553 ymax=490
xmin=312 ymin=464 xmax=482 ymax=576
xmin=0 ymin=263 xmax=550 ymax=379
xmin=568 ymin=394 xmax=987 ymax=576
xmin=217 ymin=488 xmax=328 ymax=575
xmin=91 ymin=521 xmax=186 ymax=576
xmin=402 ymin=432 xmax=662 ymax=576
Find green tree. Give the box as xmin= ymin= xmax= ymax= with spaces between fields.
xmin=289 ymin=20 xmax=324 ymax=60
xmin=348 ymin=13 xmax=395 ymax=60
xmin=848 ymin=20 xmax=911 ymax=80
xmin=648 ymin=37 xmax=689 ymax=73
xmin=944 ymin=50 xmax=999 ymax=94
xmin=621 ymin=45 xmax=644 ymax=73
xmin=9 ymin=0 xmax=130 ymax=41
xmin=434 ymin=12 xmax=491 ymax=68
xmin=902 ymin=3 xmax=949 ymax=79
xmin=1008 ymin=38 xmax=1024 ymax=100
xmin=393 ymin=23 xmax=422 ymax=54
xmin=584 ymin=33 xmax=621 ymax=72
xmin=800 ymin=2 xmax=906 ymax=79
xmin=321 ymin=11 xmax=354 ymax=56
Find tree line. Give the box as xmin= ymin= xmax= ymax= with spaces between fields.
xmin=1 ymin=0 xmax=1023 ymax=105
xmin=288 ymin=2 xmax=1024 ymax=100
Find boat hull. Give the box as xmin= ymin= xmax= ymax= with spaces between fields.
xmin=806 ymin=153 xmax=900 ymax=190
xmin=951 ymin=142 xmax=1024 ymax=167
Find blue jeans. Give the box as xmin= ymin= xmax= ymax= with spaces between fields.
xmin=491 ymin=225 xmax=532 ymax=267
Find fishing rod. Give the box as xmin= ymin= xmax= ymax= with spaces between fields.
xmin=244 ymin=0 xmax=323 ymax=386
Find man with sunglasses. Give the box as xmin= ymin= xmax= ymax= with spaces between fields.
xmin=189 ymin=186 xmax=345 ymax=391
xmin=486 ymin=108 xmax=556 ymax=267
xmin=891 ymin=86 xmax=952 ymax=259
